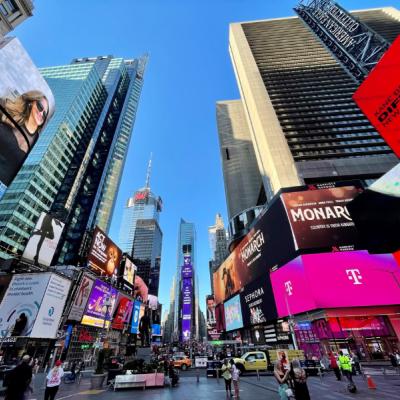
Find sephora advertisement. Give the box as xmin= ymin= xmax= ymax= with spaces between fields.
xmin=87 ymin=227 xmax=122 ymax=277
xmin=240 ymin=276 xmax=277 ymax=327
xmin=224 ymin=294 xmax=243 ymax=332
xmin=271 ymin=251 xmax=400 ymax=318
xmin=0 ymin=273 xmax=70 ymax=338
xmin=0 ymin=37 xmax=55 ymax=198
xmin=68 ymin=274 xmax=95 ymax=321
xmin=130 ymin=300 xmax=142 ymax=334
xmin=353 ymin=36 xmax=400 ymax=157
xmin=81 ymin=279 xmax=118 ymax=328
xmin=22 ymin=212 xmax=65 ymax=267
xmin=111 ymin=295 xmax=133 ymax=330
xmin=281 ymin=185 xmax=361 ymax=252
xmin=182 ymin=278 xmax=192 ymax=341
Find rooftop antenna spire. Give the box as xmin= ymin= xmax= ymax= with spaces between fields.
xmin=145 ymin=152 xmax=153 ymax=189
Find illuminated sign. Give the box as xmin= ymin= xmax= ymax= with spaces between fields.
xmin=134 ymin=191 xmax=149 ymax=202
xmin=294 ymin=0 xmax=389 ymax=81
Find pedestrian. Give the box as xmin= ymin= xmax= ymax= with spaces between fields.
xmin=139 ymin=311 xmax=151 ymax=347
xmin=290 ymin=360 xmax=310 ymax=400
xmin=221 ymin=358 xmax=233 ymax=398
xmin=44 ymin=360 xmax=64 ymax=400
xmin=338 ymin=351 xmax=354 ymax=383
xmin=328 ymin=352 xmax=341 ymax=381
xmin=351 ymin=352 xmax=361 ymax=375
xmin=389 ymin=353 xmax=398 ymax=368
xmin=274 ymin=360 xmax=292 ymax=400
xmin=5 ymin=354 xmax=32 ymax=400
xmin=395 ymin=351 xmax=400 ymax=366
xmin=230 ymin=359 xmax=240 ymax=398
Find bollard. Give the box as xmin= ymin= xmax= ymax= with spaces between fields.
xmin=216 ymin=368 xmax=220 ymax=384
xmin=257 ymin=369 xmax=260 ymax=381
xmin=196 ymin=368 xmax=200 ymax=383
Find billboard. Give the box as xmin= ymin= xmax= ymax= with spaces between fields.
xmin=240 ymin=276 xmax=277 ymax=327
xmin=130 ymin=300 xmax=142 ymax=334
xmin=122 ymin=256 xmax=136 ymax=287
xmin=68 ymin=274 xmax=95 ymax=321
xmin=87 ymin=227 xmax=122 ymax=277
xmin=224 ymin=295 xmax=243 ymax=332
xmin=22 ymin=212 xmax=65 ymax=267
xmin=0 ymin=273 xmax=70 ymax=338
xmin=0 ymin=37 xmax=55 ymax=198
xmin=81 ymin=279 xmax=118 ymax=328
xmin=353 ymin=36 xmax=400 ymax=157
xmin=215 ymin=303 xmax=226 ymax=332
xmin=206 ymin=295 xmax=216 ymax=329
xmin=152 ymin=324 xmax=161 ymax=336
xmin=181 ymin=256 xmax=193 ymax=279
xmin=182 ymin=277 xmax=192 ymax=341
xmin=281 ymin=186 xmax=361 ymax=251
xmin=111 ymin=295 xmax=133 ymax=330
xmin=134 ymin=275 xmax=148 ymax=303
xmin=271 ymin=251 xmax=400 ymax=317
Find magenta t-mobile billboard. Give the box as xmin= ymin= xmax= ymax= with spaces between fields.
xmin=271 ymin=251 xmax=400 ymax=317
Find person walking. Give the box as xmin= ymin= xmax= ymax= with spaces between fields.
xmin=5 ymin=354 xmax=32 ymax=400
xmin=338 ymin=351 xmax=354 ymax=383
xmin=44 ymin=360 xmax=64 ymax=400
xmin=274 ymin=360 xmax=292 ymax=400
xmin=290 ymin=360 xmax=310 ymax=400
xmin=221 ymin=358 xmax=233 ymax=398
xmin=139 ymin=311 xmax=151 ymax=347
xmin=351 ymin=352 xmax=361 ymax=375
xmin=328 ymin=352 xmax=341 ymax=381
xmin=230 ymin=359 xmax=240 ymax=398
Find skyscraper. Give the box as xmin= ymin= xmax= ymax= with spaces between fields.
xmin=0 ymin=55 xmax=147 ymax=263
xmin=227 ymin=7 xmax=400 ymax=202
xmin=0 ymin=0 xmax=34 ymax=37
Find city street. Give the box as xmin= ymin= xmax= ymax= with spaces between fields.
xmin=4 ymin=370 xmax=399 ymax=400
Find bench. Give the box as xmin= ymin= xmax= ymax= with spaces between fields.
xmin=114 ymin=374 xmax=146 ymax=390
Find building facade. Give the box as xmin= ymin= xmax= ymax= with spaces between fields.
xmin=228 ymin=7 xmax=400 ymax=201
xmin=0 ymin=55 xmax=147 ymax=264
xmin=0 ymin=0 xmax=33 ymax=37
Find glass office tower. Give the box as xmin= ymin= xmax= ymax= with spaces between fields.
xmin=0 ymin=55 xmax=147 ymax=264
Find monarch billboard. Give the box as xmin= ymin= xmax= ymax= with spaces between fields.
xmin=353 ymin=35 xmax=400 ymax=157
xmin=0 ymin=37 xmax=55 ymax=199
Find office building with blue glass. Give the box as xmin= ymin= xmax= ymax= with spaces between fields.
xmin=0 ymin=55 xmax=147 ymax=264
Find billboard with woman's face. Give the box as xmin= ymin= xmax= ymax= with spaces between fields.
xmin=0 ymin=37 xmax=55 ymax=198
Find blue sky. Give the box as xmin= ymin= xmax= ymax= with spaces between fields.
xmin=13 ymin=0 xmax=398 ymax=314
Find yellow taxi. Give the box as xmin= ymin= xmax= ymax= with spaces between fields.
xmin=172 ymin=355 xmax=192 ymax=370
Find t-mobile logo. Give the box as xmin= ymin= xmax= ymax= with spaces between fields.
xmin=285 ymin=281 xmax=293 ymax=296
xmin=346 ymin=269 xmax=363 ymax=285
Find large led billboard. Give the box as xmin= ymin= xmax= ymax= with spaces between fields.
xmin=111 ymin=295 xmax=133 ymax=330
xmin=224 ymin=295 xmax=243 ymax=332
xmin=271 ymin=251 xmax=400 ymax=318
xmin=122 ymin=256 xmax=136 ymax=288
xmin=22 ymin=212 xmax=65 ymax=267
xmin=134 ymin=275 xmax=148 ymax=303
xmin=87 ymin=227 xmax=122 ymax=277
xmin=353 ymin=36 xmax=400 ymax=157
xmin=182 ymin=277 xmax=192 ymax=341
xmin=0 ymin=273 xmax=70 ymax=338
xmin=0 ymin=37 xmax=55 ymax=198
xmin=68 ymin=274 xmax=95 ymax=322
xmin=81 ymin=279 xmax=118 ymax=328
xmin=130 ymin=300 xmax=142 ymax=334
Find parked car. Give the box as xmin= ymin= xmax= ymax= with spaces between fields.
xmin=172 ymin=355 xmax=192 ymax=370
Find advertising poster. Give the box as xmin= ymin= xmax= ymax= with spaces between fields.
xmin=182 ymin=277 xmax=192 ymax=341
xmin=130 ymin=300 xmax=142 ymax=334
xmin=240 ymin=276 xmax=277 ymax=327
xmin=281 ymin=186 xmax=361 ymax=251
xmin=206 ymin=295 xmax=216 ymax=329
xmin=87 ymin=227 xmax=122 ymax=277
xmin=152 ymin=324 xmax=161 ymax=335
xmin=68 ymin=274 xmax=95 ymax=321
xmin=215 ymin=303 xmax=226 ymax=332
xmin=134 ymin=275 xmax=148 ymax=303
xmin=181 ymin=256 xmax=193 ymax=279
xmin=30 ymin=274 xmax=71 ymax=338
xmin=111 ymin=295 xmax=133 ymax=330
xmin=224 ymin=295 xmax=243 ymax=332
xmin=22 ymin=212 xmax=65 ymax=267
xmin=81 ymin=279 xmax=118 ymax=328
xmin=353 ymin=36 xmax=400 ymax=157
xmin=122 ymin=257 xmax=136 ymax=287
xmin=0 ymin=37 xmax=55 ymax=198
xmin=271 ymin=251 xmax=400 ymax=318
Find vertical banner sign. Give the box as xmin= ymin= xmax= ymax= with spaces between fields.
xmin=181 ymin=257 xmax=193 ymax=341
xmin=68 ymin=274 xmax=95 ymax=321
xmin=130 ymin=300 xmax=141 ymax=334
xmin=0 ymin=37 xmax=55 ymax=198
xmin=353 ymin=36 xmax=400 ymax=157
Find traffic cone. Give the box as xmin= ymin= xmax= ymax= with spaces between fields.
xmin=367 ymin=375 xmax=377 ymax=390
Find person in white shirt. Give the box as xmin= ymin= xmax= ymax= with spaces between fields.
xmin=45 ymin=360 xmax=64 ymax=400
xmin=230 ymin=359 xmax=240 ymax=398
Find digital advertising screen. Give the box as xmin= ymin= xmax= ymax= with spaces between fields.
xmin=130 ymin=300 xmax=142 ymax=334
xmin=81 ymin=279 xmax=118 ymax=328
xmin=0 ymin=37 xmax=55 ymax=199
xmin=22 ymin=212 xmax=65 ymax=267
xmin=152 ymin=324 xmax=161 ymax=336
xmin=111 ymin=295 xmax=133 ymax=330
xmin=224 ymin=295 xmax=243 ymax=332
xmin=181 ymin=256 xmax=193 ymax=279
xmin=122 ymin=257 xmax=136 ymax=287
xmin=271 ymin=251 xmax=400 ymax=318
xmin=215 ymin=302 xmax=225 ymax=332
xmin=68 ymin=274 xmax=95 ymax=322
xmin=181 ymin=277 xmax=192 ymax=341
xmin=87 ymin=227 xmax=122 ymax=277
xmin=134 ymin=275 xmax=148 ymax=303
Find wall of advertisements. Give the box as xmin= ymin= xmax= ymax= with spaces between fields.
xmin=271 ymin=251 xmax=400 ymax=318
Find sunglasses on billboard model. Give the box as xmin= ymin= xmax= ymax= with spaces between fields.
xmin=36 ymin=100 xmax=48 ymax=120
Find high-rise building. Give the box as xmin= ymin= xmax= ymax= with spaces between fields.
xmin=0 ymin=0 xmax=34 ymax=37
xmin=0 ymin=55 xmax=147 ymax=263
xmin=216 ymin=100 xmax=263 ymax=220
xmin=227 ymin=7 xmax=400 ymax=202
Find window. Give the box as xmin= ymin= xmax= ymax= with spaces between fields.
xmin=225 ymin=148 xmax=230 ymax=160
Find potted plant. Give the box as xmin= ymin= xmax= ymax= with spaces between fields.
xmin=90 ymin=349 xmax=109 ymax=389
